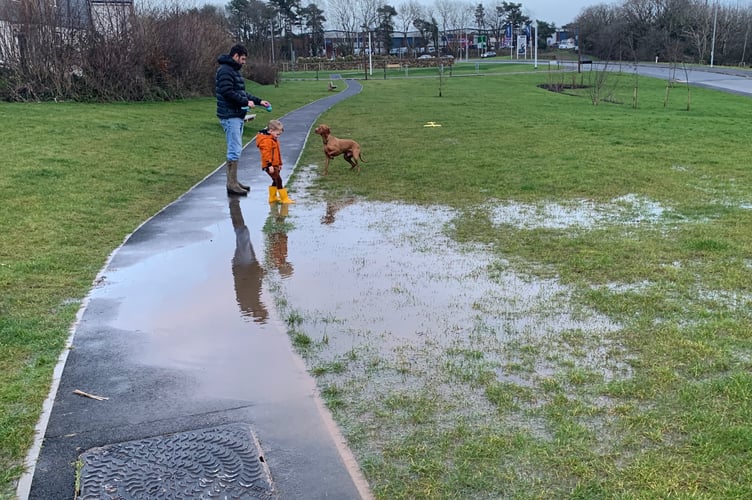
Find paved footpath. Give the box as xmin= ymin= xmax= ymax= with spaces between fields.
xmin=20 ymin=80 xmax=372 ymax=500
xmin=566 ymin=61 xmax=752 ymax=97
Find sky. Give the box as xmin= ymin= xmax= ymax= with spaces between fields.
xmin=518 ymin=0 xmax=600 ymax=26
xmin=197 ymin=0 xmax=602 ymax=29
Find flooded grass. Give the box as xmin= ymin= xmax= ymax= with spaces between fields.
xmin=266 ymin=77 xmax=752 ymax=494
xmin=264 ymin=167 xmax=670 ymax=497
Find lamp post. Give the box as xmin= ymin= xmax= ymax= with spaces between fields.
xmin=534 ymin=21 xmax=538 ymax=69
xmin=361 ymin=25 xmax=373 ymax=77
xmin=710 ymin=1 xmax=718 ymax=67
xmin=368 ymin=30 xmax=373 ymax=76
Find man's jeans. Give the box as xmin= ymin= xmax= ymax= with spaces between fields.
xmin=220 ymin=117 xmax=244 ymax=161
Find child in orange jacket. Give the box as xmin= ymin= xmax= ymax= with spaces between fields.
xmin=256 ymin=119 xmax=294 ymax=204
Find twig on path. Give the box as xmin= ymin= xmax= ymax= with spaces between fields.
xmin=73 ymin=389 xmax=109 ymax=401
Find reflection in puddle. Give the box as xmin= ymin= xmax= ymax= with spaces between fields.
xmin=229 ymin=198 xmax=268 ymax=323
xmin=265 ymin=203 xmax=294 ymax=278
xmin=321 ymin=197 xmax=357 ymax=225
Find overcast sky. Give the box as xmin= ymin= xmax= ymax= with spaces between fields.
xmin=519 ymin=0 xmax=601 ymax=26
xmin=197 ymin=0 xmax=604 ymax=28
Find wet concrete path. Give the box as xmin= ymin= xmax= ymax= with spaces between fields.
xmin=24 ymin=81 xmax=372 ymax=499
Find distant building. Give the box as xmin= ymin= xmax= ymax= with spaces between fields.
xmin=548 ymin=29 xmax=576 ymax=49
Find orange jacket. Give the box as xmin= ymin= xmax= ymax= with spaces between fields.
xmin=256 ymin=130 xmax=282 ymax=169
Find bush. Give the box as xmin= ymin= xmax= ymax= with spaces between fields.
xmin=0 ymin=3 xmax=232 ymax=102
xmin=247 ymin=62 xmax=279 ymax=86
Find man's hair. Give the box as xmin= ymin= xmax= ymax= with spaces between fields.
xmin=229 ymin=44 xmax=248 ymax=57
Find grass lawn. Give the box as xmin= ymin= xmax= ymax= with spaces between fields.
xmin=295 ymin=70 xmax=752 ymax=498
xmin=2 ymin=67 xmax=752 ymax=498
xmin=284 ymin=60 xmax=570 ymax=80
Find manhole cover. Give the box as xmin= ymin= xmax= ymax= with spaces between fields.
xmin=77 ymin=423 xmax=275 ymax=499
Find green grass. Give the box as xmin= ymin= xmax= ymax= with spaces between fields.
xmin=2 ymin=68 xmax=752 ymax=498
xmin=284 ymin=60 xmax=556 ymax=80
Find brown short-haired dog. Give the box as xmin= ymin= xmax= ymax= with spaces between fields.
xmin=314 ymin=124 xmax=367 ymax=175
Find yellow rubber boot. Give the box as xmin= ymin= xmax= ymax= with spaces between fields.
xmin=268 ymin=186 xmax=279 ymax=203
xmin=278 ymin=188 xmax=295 ymax=204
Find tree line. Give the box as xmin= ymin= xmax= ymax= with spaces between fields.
xmin=575 ymin=0 xmax=751 ymax=66
xmin=0 ymin=0 xmax=748 ymax=102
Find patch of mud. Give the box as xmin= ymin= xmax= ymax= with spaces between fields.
xmin=488 ymin=194 xmax=671 ymax=230
xmin=538 ymin=83 xmax=589 ymax=93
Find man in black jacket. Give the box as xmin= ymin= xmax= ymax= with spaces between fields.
xmin=216 ymin=44 xmax=271 ymax=196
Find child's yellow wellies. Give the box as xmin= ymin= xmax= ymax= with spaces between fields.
xmin=268 ymin=186 xmax=278 ymax=203
xmin=278 ymin=188 xmax=295 ymax=204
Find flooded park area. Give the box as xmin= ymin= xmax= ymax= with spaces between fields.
xmin=262 ymin=165 xmax=647 ymax=458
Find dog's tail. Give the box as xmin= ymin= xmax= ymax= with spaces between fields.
xmin=359 ymin=152 xmax=367 ymax=163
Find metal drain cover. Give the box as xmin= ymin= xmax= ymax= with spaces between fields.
xmin=78 ymin=423 xmax=275 ymax=499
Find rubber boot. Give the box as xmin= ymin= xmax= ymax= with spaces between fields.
xmin=237 ymin=160 xmax=250 ymax=190
xmin=226 ymin=160 xmax=248 ymax=196
xmin=232 ymin=161 xmax=250 ymax=193
xmin=278 ymin=188 xmax=295 ymax=204
xmin=268 ymin=186 xmax=279 ymax=203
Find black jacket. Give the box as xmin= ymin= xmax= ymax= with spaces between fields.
xmin=215 ymin=54 xmax=261 ymax=119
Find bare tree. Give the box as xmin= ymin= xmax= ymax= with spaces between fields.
xmin=357 ymin=0 xmax=380 ymax=28
xmin=0 ymin=1 xmax=233 ymax=101
xmin=432 ymin=0 xmax=452 ymax=39
xmin=682 ymin=0 xmax=713 ymax=63
xmin=574 ymin=0 xmax=751 ymax=66
xmin=326 ymin=0 xmax=359 ymax=53
xmin=455 ymin=2 xmax=476 ymax=59
xmin=396 ymin=0 xmax=425 ymax=55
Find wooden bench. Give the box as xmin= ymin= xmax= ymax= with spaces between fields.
xmin=328 ymin=80 xmax=338 ymax=91
xmin=386 ymin=63 xmax=401 ymax=69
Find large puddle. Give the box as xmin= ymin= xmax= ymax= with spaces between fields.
xmin=260 ymin=165 xmax=629 ymax=436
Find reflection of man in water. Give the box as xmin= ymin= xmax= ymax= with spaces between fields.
xmin=229 ymin=198 xmax=268 ymax=323
xmin=267 ymin=204 xmax=294 ymax=278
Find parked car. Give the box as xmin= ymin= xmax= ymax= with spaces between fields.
xmin=418 ymin=54 xmax=434 ymax=60
xmin=480 ymin=51 xmax=497 ymax=58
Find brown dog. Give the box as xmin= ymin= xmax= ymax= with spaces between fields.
xmin=314 ymin=124 xmax=366 ymax=175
